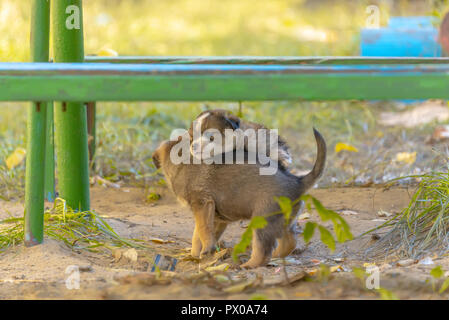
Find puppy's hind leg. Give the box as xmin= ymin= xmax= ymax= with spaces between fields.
xmin=272 ymin=200 xmax=303 ymax=258
xmin=272 ymin=231 xmax=296 ymax=258
xmin=192 ymin=199 xmax=217 ymax=258
xmin=214 ymin=221 xmax=228 ymax=241
xmin=214 ymin=221 xmax=230 ymax=249
xmin=241 ymin=227 xmax=277 ymax=269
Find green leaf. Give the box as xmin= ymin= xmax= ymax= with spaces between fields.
xmin=303 ymin=222 xmax=316 ymax=244
xmin=334 ymin=217 xmax=353 ymax=242
xmin=232 ymin=216 xmax=267 ymax=262
xmin=352 ymin=267 xmax=367 ymax=282
xmin=276 ymin=196 xmax=292 ymax=220
xmin=312 ymin=198 xmax=333 ymax=221
xmin=431 ymin=9 xmax=441 ymax=18
xmin=250 ymin=294 xmax=267 ymax=300
xmin=431 ymin=266 xmax=444 ymax=279
xmin=377 ymin=288 xmax=399 ymax=300
xmin=318 ymin=225 xmax=335 ymax=251
xmin=439 ymin=278 xmax=449 ymax=294
xmin=249 ymin=216 xmax=268 ymax=229
xmin=318 ymin=264 xmax=331 ymax=282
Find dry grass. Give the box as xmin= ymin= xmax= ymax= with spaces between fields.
xmin=0 ymin=197 xmax=144 ymax=253
xmin=366 ymin=158 xmax=449 ymax=259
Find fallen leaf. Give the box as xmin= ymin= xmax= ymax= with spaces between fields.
xmin=223 ymin=280 xmax=256 ymax=293
xmin=93 ymin=175 xmax=121 ymax=188
xmin=123 ymin=248 xmax=138 ymax=262
xmin=428 ymin=125 xmax=449 ymax=144
xmin=333 ymin=257 xmax=345 ymax=263
xmin=330 ymin=265 xmax=343 ymax=273
xmin=295 ymin=291 xmax=312 ymax=298
xmin=200 ymin=248 xmax=231 ymax=268
xmin=214 ymin=274 xmax=231 ymax=284
xmin=267 ymin=257 xmax=298 ymax=267
xmin=147 ymin=192 xmax=161 ymax=202
xmin=377 ymin=210 xmax=393 ymax=218
xmin=335 ymin=142 xmax=358 ymax=153
xmin=394 ymin=152 xmax=416 ymax=165
xmin=340 ymin=210 xmax=358 ymax=216
xmin=418 ymin=257 xmax=434 ymax=265
xmin=363 ymin=262 xmax=376 ymax=268
xmin=297 ymin=212 xmax=311 ymax=220
xmin=115 ymin=273 xmax=171 ymax=286
xmin=396 ymin=259 xmax=415 ymax=267
xmin=97 ymin=48 xmax=118 ymax=56
xmin=286 ymin=271 xmax=306 ymax=284
xmin=79 ymin=265 xmax=93 ymax=272
xmin=149 ymin=238 xmax=175 ymax=244
xmin=205 ymin=263 xmax=230 ymax=272
xmin=380 ymin=263 xmax=392 ymax=271
xmin=5 ymin=148 xmax=26 ymax=170
xmin=264 ymin=271 xmax=306 ymax=286
xmin=113 ymin=249 xmax=122 ymax=261
xmin=307 ymin=268 xmax=318 ymax=276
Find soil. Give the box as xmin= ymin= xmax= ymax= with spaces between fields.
xmin=0 ymin=185 xmax=448 ymax=300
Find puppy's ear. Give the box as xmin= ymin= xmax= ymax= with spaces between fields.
xmin=152 ymin=150 xmax=161 ymax=169
xmin=226 ymin=115 xmax=240 ymax=130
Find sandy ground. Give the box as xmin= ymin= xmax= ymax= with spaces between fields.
xmin=1 ymin=185 xmax=449 ymax=300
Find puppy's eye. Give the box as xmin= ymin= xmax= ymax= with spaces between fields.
xmin=204 ymin=132 xmax=214 ymax=141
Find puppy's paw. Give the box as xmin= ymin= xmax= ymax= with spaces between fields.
xmin=240 ymin=259 xmax=264 ymax=269
xmin=191 ymin=246 xmax=201 ymax=258
xmin=199 ymin=245 xmax=216 ymax=259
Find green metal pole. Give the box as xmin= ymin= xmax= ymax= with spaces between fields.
xmin=24 ymin=0 xmax=50 ymax=246
xmin=51 ymin=0 xmax=90 ymax=211
xmin=86 ymin=101 xmax=96 ymax=169
xmin=44 ymin=103 xmax=55 ymax=202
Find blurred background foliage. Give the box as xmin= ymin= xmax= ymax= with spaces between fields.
xmin=1 ymin=0 xmax=449 ymax=200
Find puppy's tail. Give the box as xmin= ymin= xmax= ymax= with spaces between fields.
xmin=298 ymin=128 xmax=326 ymax=192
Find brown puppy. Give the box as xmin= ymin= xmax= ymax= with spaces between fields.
xmin=152 ymin=129 xmax=326 ymax=268
xmin=188 ymin=109 xmax=292 ymax=170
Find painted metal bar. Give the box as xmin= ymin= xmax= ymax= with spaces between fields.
xmin=85 ymin=56 xmax=449 ymax=65
xmin=24 ymin=0 xmax=50 ymax=246
xmin=86 ymin=102 xmax=96 ymax=168
xmin=1 ymin=63 xmax=449 ymax=101
xmin=51 ymin=0 xmax=90 ymax=211
xmin=44 ymin=104 xmax=55 ymax=202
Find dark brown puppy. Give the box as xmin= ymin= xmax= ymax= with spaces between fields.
xmin=188 ymin=109 xmax=292 ymax=170
xmin=152 ymin=129 xmax=326 ymax=268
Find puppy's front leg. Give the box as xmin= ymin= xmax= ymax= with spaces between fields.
xmin=191 ymin=224 xmax=202 ymax=257
xmin=192 ymin=199 xmax=216 ymax=258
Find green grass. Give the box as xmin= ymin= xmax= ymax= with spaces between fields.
xmin=0 ymin=197 xmax=144 ymax=252
xmin=366 ymin=160 xmax=449 ymax=259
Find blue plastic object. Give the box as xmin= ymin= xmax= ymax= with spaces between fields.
xmin=361 ymin=16 xmax=442 ymax=57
